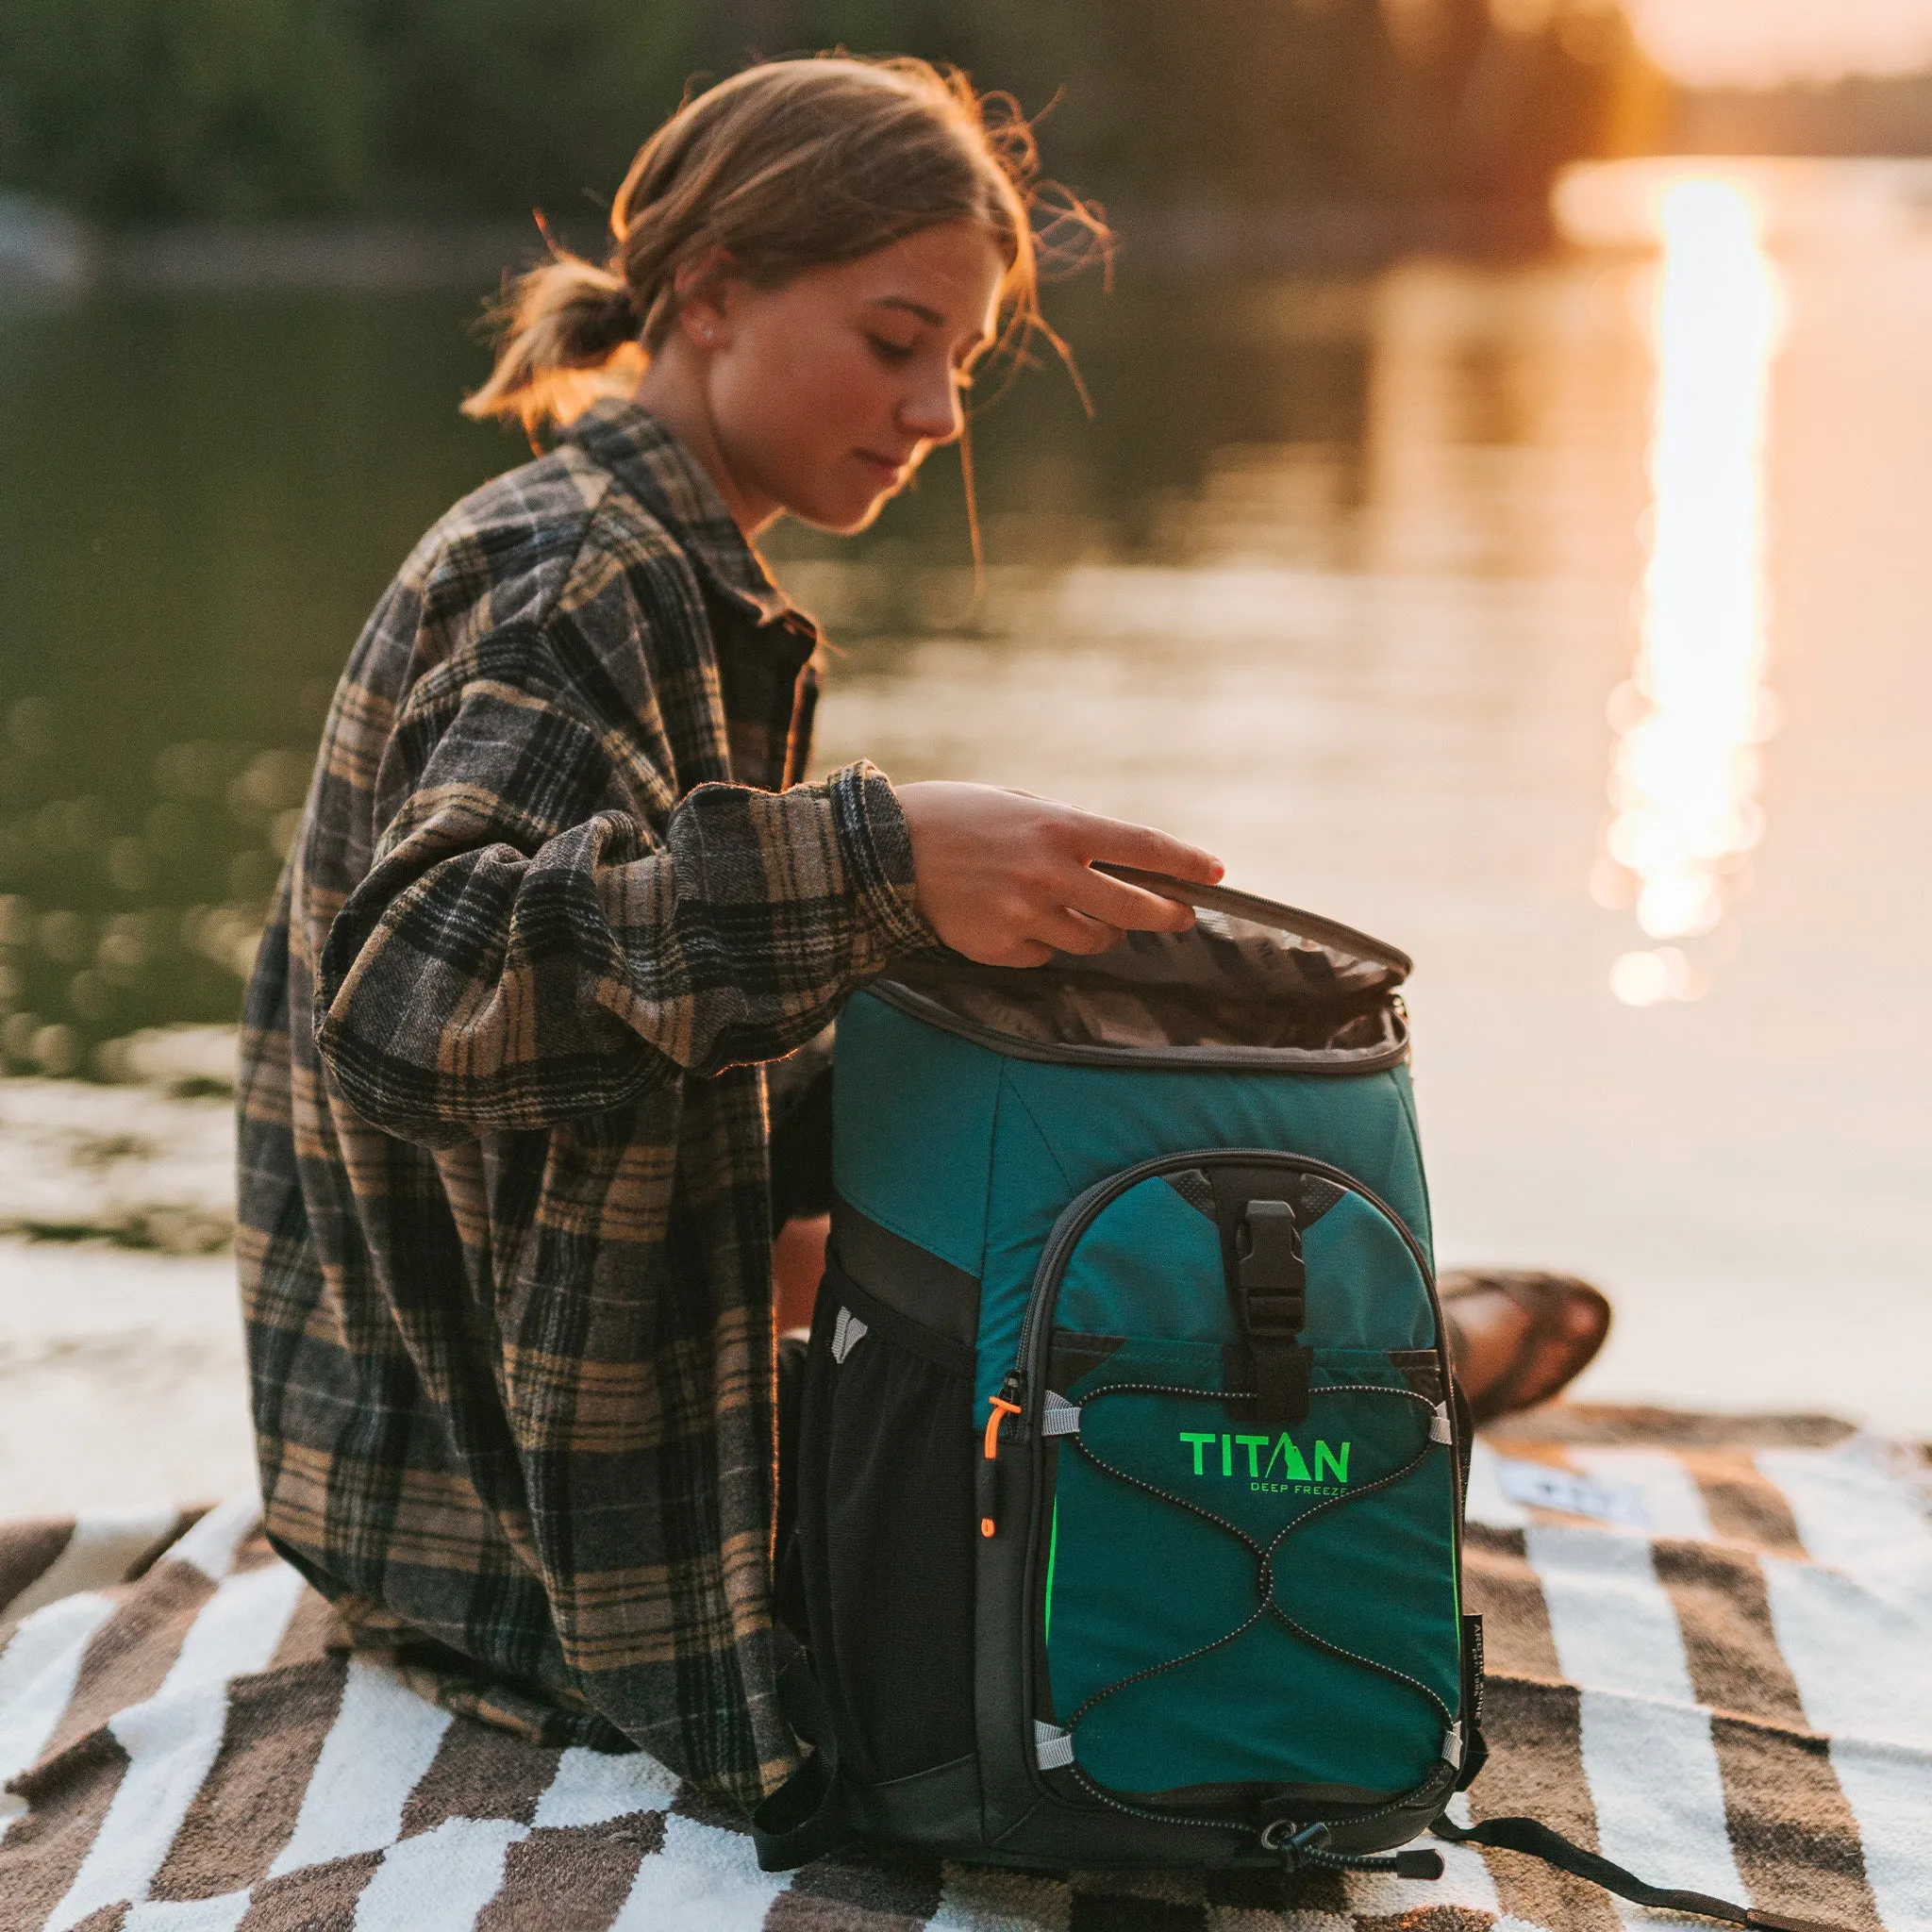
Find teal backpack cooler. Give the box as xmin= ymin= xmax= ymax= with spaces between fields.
xmin=756 ymin=871 xmax=1858 ymax=1930
xmin=758 ymin=870 xmax=1481 ymax=1879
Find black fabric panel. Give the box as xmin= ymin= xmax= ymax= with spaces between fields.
xmin=848 ymin=1751 xmax=983 ymax=1844
xmin=830 ymin=1193 xmax=980 ymax=1349
xmin=794 ymin=1275 xmax=978 ymax=1788
xmin=770 ymin=1063 xmax=835 ymax=1229
xmin=824 ymin=1260 xmax=975 ymax=1378
xmin=774 ymin=1333 xmax=808 ymax=1616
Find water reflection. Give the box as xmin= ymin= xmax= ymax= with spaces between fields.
xmin=0 ymin=293 xmax=510 ymax=1075
xmin=1593 ymin=175 xmax=1783 ymax=1007
xmin=0 ymin=278 xmax=1407 ymax=1075
xmin=0 ymin=192 xmax=1847 ymax=1064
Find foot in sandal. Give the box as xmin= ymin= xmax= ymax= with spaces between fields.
xmin=1440 ymin=1271 xmax=1611 ymax=1427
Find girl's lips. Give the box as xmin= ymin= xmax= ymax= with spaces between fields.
xmin=856 ymin=449 xmax=908 ymax=480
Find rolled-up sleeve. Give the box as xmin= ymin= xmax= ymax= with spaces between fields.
xmin=315 ymin=626 xmax=927 ymax=1146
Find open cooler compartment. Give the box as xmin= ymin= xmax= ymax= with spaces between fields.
xmin=873 ymin=868 xmax=1414 ymax=1065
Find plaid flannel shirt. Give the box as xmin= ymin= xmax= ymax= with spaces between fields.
xmin=236 ymin=398 xmax=928 ymax=1807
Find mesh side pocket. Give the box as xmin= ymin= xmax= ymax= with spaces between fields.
xmin=794 ymin=1263 xmax=977 ymax=1787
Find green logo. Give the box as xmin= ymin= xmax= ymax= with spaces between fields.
xmin=1178 ymin=1431 xmax=1351 ymax=1495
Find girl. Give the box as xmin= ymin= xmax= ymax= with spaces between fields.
xmin=238 ymin=54 xmax=1605 ymax=1813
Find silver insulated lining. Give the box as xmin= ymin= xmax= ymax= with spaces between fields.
xmin=879 ymin=876 xmax=1410 ymax=1060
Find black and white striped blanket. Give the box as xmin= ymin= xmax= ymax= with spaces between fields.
xmin=0 ymin=1407 xmax=1924 ymax=1930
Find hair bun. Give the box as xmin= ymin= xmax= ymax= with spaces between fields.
xmin=576 ymin=276 xmax=640 ymax=358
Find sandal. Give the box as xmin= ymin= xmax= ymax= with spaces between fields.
xmin=1439 ymin=1271 xmax=1611 ymax=1428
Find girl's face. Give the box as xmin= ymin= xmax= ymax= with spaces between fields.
xmin=670 ymin=220 xmax=1008 ymax=535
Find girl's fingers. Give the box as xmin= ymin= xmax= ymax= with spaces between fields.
xmin=1035 ymin=907 xmax=1124 ymax=958
xmin=1079 ymin=816 xmax=1224 ymax=888
xmin=1064 ymin=865 xmax=1197 ymax=934
xmin=997 ymin=938 xmax=1055 ymax=969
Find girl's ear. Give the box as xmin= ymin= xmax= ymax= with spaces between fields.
xmin=673 ymin=247 xmax=739 ymax=350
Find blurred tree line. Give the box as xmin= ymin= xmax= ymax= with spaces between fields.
xmin=0 ymin=0 xmax=1656 ymax=228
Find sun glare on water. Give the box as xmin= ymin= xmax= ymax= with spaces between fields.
xmin=1596 ymin=176 xmax=1784 ymax=1008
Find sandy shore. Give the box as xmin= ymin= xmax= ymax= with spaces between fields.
xmin=0 ymin=1238 xmax=254 ymax=1517
xmin=0 ymin=1055 xmax=234 ymax=1254
xmin=0 ymin=1032 xmax=255 ymax=1516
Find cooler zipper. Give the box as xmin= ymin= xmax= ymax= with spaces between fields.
xmin=1009 ymin=1148 xmax=1446 ymax=1435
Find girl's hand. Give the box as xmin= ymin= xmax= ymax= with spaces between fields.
xmin=896 ymin=782 xmax=1224 ymax=968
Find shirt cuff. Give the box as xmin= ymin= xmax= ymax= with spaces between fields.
xmin=824 ymin=760 xmax=934 ymax=963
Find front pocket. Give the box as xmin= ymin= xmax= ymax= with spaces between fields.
xmin=1038 ymin=1345 xmax=1458 ymax=1804
xmin=1015 ymin=1151 xmax=1462 ymax=1813
xmin=794 ymin=1259 xmax=977 ymax=1787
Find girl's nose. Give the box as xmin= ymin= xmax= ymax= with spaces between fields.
xmin=898 ymin=370 xmax=963 ymax=446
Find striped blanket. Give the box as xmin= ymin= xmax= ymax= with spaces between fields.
xmin=0 ymin=1407 xmax=1924 ymax=1931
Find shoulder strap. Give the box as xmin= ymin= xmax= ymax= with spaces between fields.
xmin=1434 ymin=1814 xmax=1852 ymax=1932
xmin=750 ymin=1654 xmax=857 ymax=1873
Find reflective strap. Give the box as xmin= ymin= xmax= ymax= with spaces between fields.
xmin=1041 ymin=1391 xmax=1081 ymax=1438
xmin=1034 ymin=1720 xmax=1074 ymax=1771
xmin=1430 ymin=1402 xmax=1454 ymax=1444
xmin=830 ymin=1307 xmax=868 ymax=1365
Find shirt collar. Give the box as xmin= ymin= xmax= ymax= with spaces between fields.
xmin=559 ymin=397 xmax=796 ymax=626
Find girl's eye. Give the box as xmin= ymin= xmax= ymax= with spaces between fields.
xmin=868 ymin=335 xmax=917 ymax=363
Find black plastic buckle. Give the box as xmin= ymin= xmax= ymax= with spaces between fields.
xmin=1237 ymin=1201 xmax=1304 ymax=1329
xmin=1236 ymin=1200 xmax=1309 ymax=1428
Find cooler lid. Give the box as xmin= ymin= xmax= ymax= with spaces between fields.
xmin=1086 ymin=864 xmax=1411 ymax=1000
xmin=868 ymin=866 xmax=1411 ymax=1071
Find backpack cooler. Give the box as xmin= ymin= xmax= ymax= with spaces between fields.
xmin=761 ymin=869 xmax=1474 ymax=1880
xmin=756 ymin=869 xmax=1843 ymax=1932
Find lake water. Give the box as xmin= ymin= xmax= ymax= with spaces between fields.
xmin=2 ymin=158 xmax=1927 ymax=1432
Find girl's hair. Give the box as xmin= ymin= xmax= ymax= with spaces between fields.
xmin=464 ymin=54 xmax=1105 ymax=437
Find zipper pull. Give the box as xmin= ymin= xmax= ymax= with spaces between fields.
xmin=984 ymin=1372 xmax=1024 ymax=1458
xmin=979 ymin=1374 xmax=1025 ymax=1539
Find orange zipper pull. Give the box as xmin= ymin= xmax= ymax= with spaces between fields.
xmin=984 ymin=1394 xmax=1022 ymax=1462
xmin=979 ymin=1378 xmax=1024 ymax=1538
